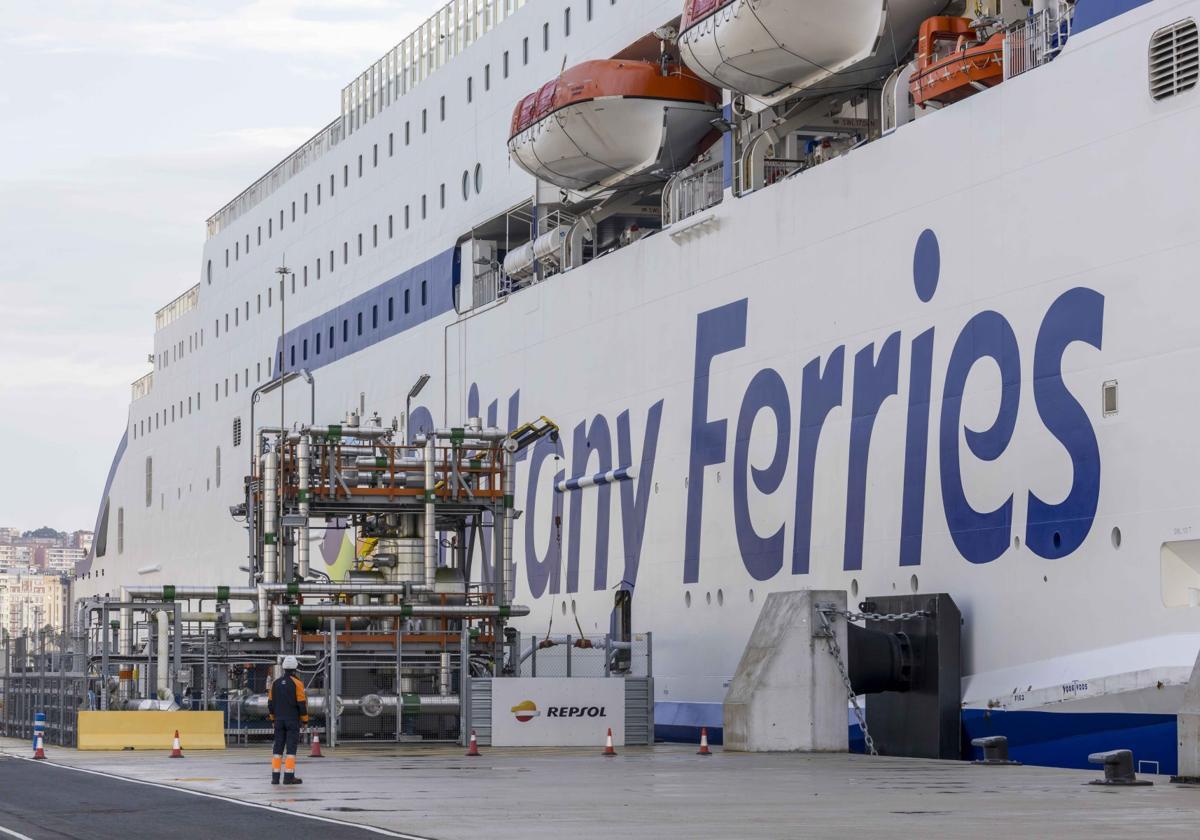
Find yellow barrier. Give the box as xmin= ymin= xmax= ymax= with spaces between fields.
xmin=77 ymin=711 xmax=225 ymax=751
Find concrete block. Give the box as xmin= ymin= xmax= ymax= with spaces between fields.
xmin=723 ymin=590 xmax=848 ymax=752
xmin=1175 ymin=648 xmax=1200 ymax=782
xmin=77 ymin=711 xmax=225 ymax=750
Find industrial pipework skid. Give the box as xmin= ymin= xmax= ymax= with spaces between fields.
xmin=73 ymin=410 xmax=562 ymax=745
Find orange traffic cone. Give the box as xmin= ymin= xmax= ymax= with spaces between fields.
xmin=697 ymin=727 xmax=712 ymax=756
xmin=169 ymin=730 xmax=184 ymax=758
xmin=602 ymin=727 xmax=617 ymax=757
xmin=33 ymin=733 xmax=46 ymax=760
xmin=310 ymin=733 xmax=324 ymax=758
xmin=465 ymin=730 xmax=481 ymax=757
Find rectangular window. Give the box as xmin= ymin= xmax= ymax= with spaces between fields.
xmin=565 ymin=8 xmax=571 ymax=36
xmin=329 ymin=325 xmax=334 ymax=347
xmin=291 ymin=201 xmax=296 ymax=222
xmin=372 ymin=145 xmax=377 ymax=167
xmin=388 ymin=297 xmax=394 ymax=321
xmin=543 ymin=22 xmax=549 ymax=50
xmin=358 ymin=233 xmax=363 ymax=255
xmin=440 ymin=96 xmax=446 ymax=121
xmin=344 ymin=241 xmax=349 ymax=264
xmin=302 ymin=339 xmax=308 ymax=361
xmin=523 ymin=37 xmax=529 ymax=64
xmin=388 ymin=215 xmax=394 ymax=238
xmin=304 ymin=192 xmax=309 ymax=213
xmin=235 ymin=241 xmax=239 ymax=259
xmin=316 ymin=259 xmax=321 ymax=280
xmin=587 ymin=0 xmax=593 ymax=21
xmin=422 ymin=109 xmax=427 ymax=133
xmin=316 ymin=332 xmax=321 ymax=354
xmin=372 ymin=225 xmax=378 ymax=247
xmin=405 ymin=121 xmax=411 ymax=144
xmin=257 ymin=294 xmax=261 ymax=314
xmin=484 ymin=64 xmax=491 ymax=90
xmin=357 ymin=312 xmax=363 ymax=335
xmin=405 ymin=205 xmax=410 ymax=228
xmin=404 ymin=289 xmax=410 ymax=313
xmin=225 ymin=248 xmax=229 ymax=267
xmin=258 ymin=225 xmax=262 ymax=244
xmin=268 ymin=287 xmax=273 ymax=306
xmin=467 ymin=76 xmax=473 ymax=102
xmin=330 ymin=173 xmax=335 ymax=196
xmin=421 ymin=280 xmax=427 ymax=306
xmin=317 ymin=183 xmax=322 ymax=205
xmin=330 ymin=249 xmax=335 ymax=272
xmin=388 ymin=133 xmax=394 ymax=156
xmin=440 ymin=183 xmax=446 ymax=208
xmin=421 ymin=195 xmax=427 ymax=219
xmin=303 ymin=265 xmax=308 ymax=287
xmin=344 ymin=164 xmax=349 ymax=186
xmin=503 ymin=51 xmax=510 ymax=77
xmin=372 ymin=304 xmax=378 ymax=329
xmin=343 ymin=320 xmax=348 ymax=342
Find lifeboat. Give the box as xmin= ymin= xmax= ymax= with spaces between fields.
xmin=909 ymin=17 xmax=1005 ymax=108
xmin=678 ymin=0 xmax=948 ymax=100
xmin=507 ymin=59 xmax=721 ymax=193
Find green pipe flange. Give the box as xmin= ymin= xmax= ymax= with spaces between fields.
xmin=287 ymin=581 xmax=300 ymax=596
xmin=264 ymin=532 xmax=277 ymax=545
xmin=216 ymin=586 xmax=229 ymax=603
xmin=401 ymin=693 xmax=422 ymax=714
xmin=162 ymin=585 xmax=176 ymax=602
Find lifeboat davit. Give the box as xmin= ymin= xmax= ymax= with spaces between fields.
xmin=507 ymin=59 xmax=721 ymax=193
xmin=909 ymin=17 xmax=1005 ymax=108
xmin=678 ymin=0 xmax=949 ymax=99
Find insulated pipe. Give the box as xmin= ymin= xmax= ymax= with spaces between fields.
xmin=118 ymin=588 xmax=133 ymax=656
xmin=277 ymin=604 xmax=530 ymax=620
xmin=260 ymin=583 xmax=432 ymax=596
xmin=302 ymin=425 xmax=392 ymax=440
xmin=156 ymin=610 xmax=170 ymax=700
xmin=239 ymin=693 xmax=458 ymax=717
xmin=424 ymin=437 xmax=436 ymax=587
xmin=122 ymin=586 xmax=258 ymax=601
xmin=260 ymin=449 xmax=278 ymax=638
xmin=298 ymin=434 xmax=311 ymax=579
xmin=502 ymin=451 xmax=516 ymax=606
xmin=181 ymin=612 xmax=259 ymax=624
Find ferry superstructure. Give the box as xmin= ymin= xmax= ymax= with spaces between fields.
xmin=80 ymin=0 xmax=1200 ymax=771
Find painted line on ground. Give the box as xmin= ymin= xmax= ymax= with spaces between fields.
xmin=0 ymin=825 xmax=34 ymax=840
xmin=13 ymin=756 xmax=434 ymax=840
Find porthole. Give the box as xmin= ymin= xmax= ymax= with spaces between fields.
xmin=570 ymin=599 xmax=576 ymax=614
xmin=1014 ymin=535 xmax=1021 ymax=550
xmin=705 ymin=591 xmax=712 ymax=605
xmin=716 ymin=589 xmax=724 ymax=606
xmin=462 ymin=170 xmax=470 ymax=201
xmin=685 ymin=591 xmax=692 ymax=608
xmin=1112 ymin=527 xmax=1122 ymax=549
xmin=909 ymin=574 xmax=919 ymax=593
xmin=474 ymin=163 xmax=483 ymax=194
xmin=850 ymin=578 xmax=859 ymax=598
xmin=561 ymin=601 xmax=567 ymax=615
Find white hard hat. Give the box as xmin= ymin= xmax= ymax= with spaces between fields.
xmin=282 ymin=655 xmax=299 ymax=670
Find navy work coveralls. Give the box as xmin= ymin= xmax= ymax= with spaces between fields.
xmin=268 ymin=671 xmax=308 ymax=783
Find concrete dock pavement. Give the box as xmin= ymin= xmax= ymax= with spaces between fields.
xmin=1 ymin=738 xmax=1198 ymax=839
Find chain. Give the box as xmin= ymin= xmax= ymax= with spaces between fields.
xmin=833 ymin=609 xmax=931 ymax=623
xmin=814 ymin=607 xmax=931 ymax=757
xmin=816 ymin=608 xmax=877 ymax=756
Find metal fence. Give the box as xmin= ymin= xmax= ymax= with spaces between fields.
xmin=0 ymin=631 xmax=86 ymax=747
xmin=664 ymin=161 xmax=725 ymax=226
xmin=518 ymin=633 xmax=652 ymax=678
xmin=1004 ymin=6 xmax=1072 ymax=80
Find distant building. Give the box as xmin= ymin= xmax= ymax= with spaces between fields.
xmin=72 ymin=531 xmax=94 ymax=553
xmin=0 ymin=572 xmax=67 ymax=638
xmin=45 ymin=547 xmax=83 ymax=576
xmin=0 ymin=527 xmax=20 ymax=544
xmin=0 ymin=544 xmax=33 ymax=568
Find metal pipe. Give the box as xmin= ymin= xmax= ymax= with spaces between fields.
xmin=238 ymin=693 xmax=458 ymax=717
xmin=278 ymin=604 xmax=530 ymax=619
xmin=260 ymin=448 xmax=278 ymax=638
xmin=298 ymin=434 xmax=311 ymax=579
xmin=502 ymin=449 xmax=516 ymax=606
xmin=181 ymin=612 xmax=258 ymax=624
xmin=302 ymin=425 xmax=392 ymax=440
xmin=260 ymin=583 xmax=432 ymax=596
xmin=118 ymin=588 xmax=133 ymax=656
xmin=155 ymin=610 xmax=170 ymax=699
xmin=122 ymin=586 xmax=258 ymax=601
xmin=424 ymin=437 xmax=436 ymax=587
xmin=439 ymin=652 xmax=451 ymax=696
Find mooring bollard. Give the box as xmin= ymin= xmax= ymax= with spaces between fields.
xmin=1088 ymin=749 xmax=1153 ymax=786
xmin=971 ymin=735 xmax=1020 ymax=766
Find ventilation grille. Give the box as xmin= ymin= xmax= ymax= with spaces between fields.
xmin=1150 ymin=19 xmax=1199 ymax=100
xmin=232 ymin=417 xmax=243 ymax=448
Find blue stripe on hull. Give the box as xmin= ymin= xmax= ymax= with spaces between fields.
xmin=654 ymin=701 xmax=1177 ymax=774
xmin=1074 ymin=0 xmax=1155 ymax=33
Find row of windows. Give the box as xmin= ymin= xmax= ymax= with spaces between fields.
xmin=208 ymin=1 xmax=624 ymax=288
xmin=282 ymin=281 xmax=428 ymax=370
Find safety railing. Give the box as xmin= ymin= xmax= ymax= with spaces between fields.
xmin=1004 ymin=5 xmax=1072 ymax=80
xmin=663 ymin=159 xmax=725 ymax=226
xmin=764 ymin=158 xmax=805 ymax=186
xmin=131 ymin=372 xmax=154 ymax=402
xmin=154 ymin=284 xmax=199 ymax=330
xmin=520 ymin=632 xmax=652 ymax=678
xmin=0 ymin=632 xmax=84 ymax=748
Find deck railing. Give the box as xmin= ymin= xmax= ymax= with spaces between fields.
xmin=154 ymin=284 xmax=199 ymax=331
xmin=663 ymin=159 xmax=724 ymax=226
xmin=131 ymin=372 xmax=154 ymax=402
xmin=1004 ymin=4 xmax=1072 ymax=80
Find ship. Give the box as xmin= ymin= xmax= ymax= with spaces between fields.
xmin=78 ymin=0 xmax=1200 ymax=772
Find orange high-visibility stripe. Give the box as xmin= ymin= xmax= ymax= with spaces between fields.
xmin=292 ymin=675 xmax=306 ymax=702
xmin=284 ymin=756 xmax=296 ymax=772
xmin=272 ymin=755 xmax=282 ymax=771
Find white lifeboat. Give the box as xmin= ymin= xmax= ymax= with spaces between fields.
xmin=507 ymin=59 xmax=721 ymax=193
xmin=678 ymin=0 xmax=949 ymax=100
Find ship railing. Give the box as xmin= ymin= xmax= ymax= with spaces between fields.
xmin=342 ymin=0 xmax=531 ymax=137
xmin=1004 ymin=4 xmax=1072 ymax=80
xmin=206 ymin=119 xmax=344 ymax=238
xmin=764 ymin=158 xmax=806 ymax=186
xmin=472 ymin=265 xmax=510 ymax=308
xmin=663 ymin=158 xmax=724 ymax=226
xmin=154 ymin=284 xmax=199 ymax=331
xmin=131 ymin=372 xmax=154 ymax=402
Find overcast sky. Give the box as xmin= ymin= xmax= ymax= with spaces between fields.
xmin=0 ymin=0 xmax=445 ymax=531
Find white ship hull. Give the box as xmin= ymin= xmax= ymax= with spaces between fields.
xmin=82 ymin=0 xmax=1200 ymax=771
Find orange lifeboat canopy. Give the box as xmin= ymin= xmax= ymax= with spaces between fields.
xmin=507 ymin=59 xmax=721 ymax=193
xmin=909 ymin=16 xmax=1005 ymax=108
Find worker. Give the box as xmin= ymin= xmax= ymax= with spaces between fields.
xmin=268 ymin=655 xmax=308 ymax=785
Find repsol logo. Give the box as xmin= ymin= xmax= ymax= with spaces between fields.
xmin=545 ymin=706 xmax=608 ymax=718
